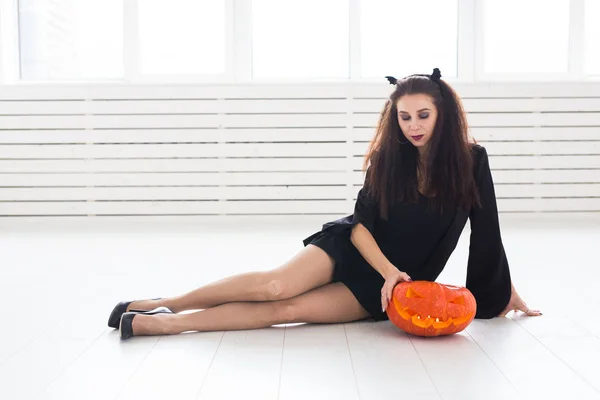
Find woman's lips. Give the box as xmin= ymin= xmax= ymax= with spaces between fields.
xmin=411 ymin=135 xmax=424 ymax=141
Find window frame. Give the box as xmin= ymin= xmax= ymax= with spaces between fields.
xmin=1 ymin=0 xmax=599 ymax=84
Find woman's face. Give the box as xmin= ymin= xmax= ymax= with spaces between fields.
xmin=395 ymin=94 xmax=438 ymax=152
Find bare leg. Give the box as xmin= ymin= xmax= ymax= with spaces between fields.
xmin=127 ymin=244 xmax=335 ymax=313
xmin=130 ymin=282 xmax=370 ymax=335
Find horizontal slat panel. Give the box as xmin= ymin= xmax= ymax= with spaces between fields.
xmin=3 ymin=184 xmax=597 ymax=201
xmin=2 ymin=82 xmax=600 ymax=101
xmin=2 ymin=169 xmax=597 ymax=189
xmin=353 ymin=141 xmax=600 ymax=156
xmin=351 ymin=112 xmax=537 ymax=128
xmin=0 ymin=128 xmax=351 ymax=144
xmin=350 ymin=155 xmax=600 ymax=170
xmin=348 ymin=183 xmax=600 ymax=198
xmin=351 ymin=170 xmax=600 ymax=184
xmin=0 ymin=114 xmax=348 ymax=130
xmin=9 ymin=112 xmax=600 ymax=131
xmin=540 ymin=113 xmax=600 ymax=126
xmin=1 ymin=155 xmax=597 ymax=174
xmin=0 ymin=186 xmax=349 ymax=201
xmin=0 ymin=143 xmax=348 ymax=158
xmin=468 ymin=141 xmax=600 ymax=155
xmin=470 ymin=98 xmax=600 ymax=113
xmin=1 ymin=83 xmax=598 ymax=218
xmin=2 ymin=127 xmax=597 ymax=145
xmin=0 ymin=85 xmax=352 ymax=100
xmin=494 ymin=184 xmax=600 ymax=198
xmin=0 ymin=115 xmax=221 ymax=129
xmin=491 ymin=170 xmax=600 ymax=183
xmin=2 ymin=141 xmax=597 ymax=160
xmin=351 ymin=113 xmax=600 ymax=128
xmin=0 ymin=198 xmax=597 ymax=215
xmin=350 ymin=83 xmax=600 ymax=99
xmin=352 ymin=127 xmax=600 ymax=142
xmin=352 ymin=98 xmax=600 ymax=113
xmin=496 ymin=198 xmax=600 ymax=212
xmin=0 ymin=200 xmax=350 ymax=215
xmin=3 ymin=98 xmax=598 ymax=117
xmin=4 ymin=97 xmax=600 ymax=117
xmin=0 ymin=100 xmax=89 ymax=115
xmin=223 ymin=114 xmax=346 ymax=128
xmin=469 ymin=127 xmax=600 ymax=141
xmin=1 ymin=172 xmax=349 ymax=186
xmin=0 ymin=158 xmax=349 ymax=173
xmin=0 ymin=99 xmax=350 ymax=115
xmin=485 ymin=156 xmax=600 ymax=169
xmin=358 ymin=197 xmax=599 ymax=212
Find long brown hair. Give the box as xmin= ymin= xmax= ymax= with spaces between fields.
xmin=362 ymin=71 xmax=480 ymax=218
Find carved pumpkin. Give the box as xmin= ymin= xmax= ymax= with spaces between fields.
xmin=386 ymin=281 xmax=476 ymax=337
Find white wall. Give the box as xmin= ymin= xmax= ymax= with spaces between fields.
xmin=0 ymin=82 xmax=599 ymax=219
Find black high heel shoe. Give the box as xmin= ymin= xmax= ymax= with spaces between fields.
xmin=119 ymin=307 xmax=173 ymax=340
xmin=107 ymin=298 xmax=163 ymax=329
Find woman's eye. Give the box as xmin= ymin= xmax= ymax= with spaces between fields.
xmin=419 ymin=113 xmax=429 ymax=119
xmin=400 ymin=116 xmax=410 ymax=121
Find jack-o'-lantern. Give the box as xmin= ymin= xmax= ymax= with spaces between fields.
xmin=386 ymin=281 xmax=476 ymax=337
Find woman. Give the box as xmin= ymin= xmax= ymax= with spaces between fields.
xmin=109 ymin=68 xmax=541 ymax=340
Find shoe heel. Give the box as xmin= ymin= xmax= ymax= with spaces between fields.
xmin=108 ymin=298 xmax=163 ymax=329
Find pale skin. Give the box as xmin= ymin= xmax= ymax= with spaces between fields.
xmin=128 ymin=94 xmax=540 ymax=337
xmin=128 ymin=245 xmax=370 ymax=336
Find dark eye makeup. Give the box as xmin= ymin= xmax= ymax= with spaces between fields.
xmin=399 ymin=113 xmax=429 ymax=121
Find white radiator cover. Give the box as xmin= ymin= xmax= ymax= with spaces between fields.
xmin=0 ymin=82 xmax=599 ymax=218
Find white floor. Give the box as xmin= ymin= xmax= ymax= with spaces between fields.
xmin=1 ymin=214 xmax=600 ymax=400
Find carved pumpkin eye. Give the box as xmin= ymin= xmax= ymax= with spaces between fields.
xmin=406 ymin=288 xmax=424 ymax=298
xmin=388 ymin=281 xmax=476 ymax=337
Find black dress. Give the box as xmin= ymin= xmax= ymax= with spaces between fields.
xmin=302 ymin=144 xmax=512 ymax=321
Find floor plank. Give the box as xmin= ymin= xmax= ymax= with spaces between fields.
xmin=466 ymin=318 xmax=600 ymax=400
xmin=115 ymin=331 xmax=224 ymax=400
xmin=0 ymin=215 xmax=597 ymax=400
xmin=410 ymin=331 xmax=521 ymax=400
xmin=344 ymin=320 xmax=441 ymax=400
xmin=197 ymin=328 xmax=285 ymax=400
xmin=37 ymin=331 xmax=159 ymax=400
xmin=536 ymin=336 xmax=600 ymax=393
xmin=278 ymin=324 xmax=359 ymax=400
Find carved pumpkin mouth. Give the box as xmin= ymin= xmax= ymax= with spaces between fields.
xmin=392 ymin=295 xmax=472 ymax=329
xmin=387 ymin=281 xmax=477 ymax=337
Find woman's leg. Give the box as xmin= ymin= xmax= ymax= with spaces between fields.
xmin=127 ymin=244 xmax=335 ymax=313
xmin=130 ymin=282 xmax=370 ymax=336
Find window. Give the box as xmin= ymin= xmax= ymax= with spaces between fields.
xmin=18 ymin=0 xmax=123 ymax=80
xmin=482 ymin=0 xmax=570 ymax=74
xmin=359 ymin=0 xmax=458 ymax=79
xmin=584 ymin=0 xmax=600 ymax=74
xmin=251 ymin=0 xmax=349 ymax=79
xmin=138 ymin=0 xmax=226 ymax=75
xmin=8 ymin=0 xmax=600 ymax=83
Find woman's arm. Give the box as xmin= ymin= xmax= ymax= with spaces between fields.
xmin=348 ymin=184 xmax=412 ymax=311
xmin=350 ymin=223 xmax=397 ymax=279
xmin=465 ymin=145 xmax=543 ymax=318
xmin=351 ymin=223 xmax=412 ymax=311
xmin=466 ymin=145 xmax=512 ymax=318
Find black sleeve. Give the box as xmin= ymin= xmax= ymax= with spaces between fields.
xmin=351 ymin=186 xmax=379 ymax=236
xmin=466 ymin=145 xmax=512 ymax=319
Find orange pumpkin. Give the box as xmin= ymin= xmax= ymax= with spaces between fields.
xmin=386 ymin=281 xmax=476 ymax=337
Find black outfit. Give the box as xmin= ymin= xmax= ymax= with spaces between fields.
xmin=302 ymin=144 xmax=512 ymax=321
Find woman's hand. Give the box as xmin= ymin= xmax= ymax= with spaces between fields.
xmin=499 ymin=283 xmax=542 ymax=317
xmin=381 ymin=269 xmax=412 ymax=312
